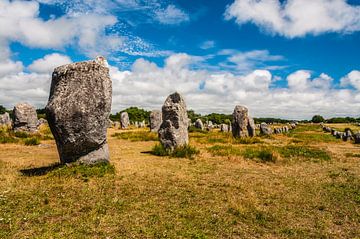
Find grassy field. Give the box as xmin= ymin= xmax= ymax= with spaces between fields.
xmin=0 ymin=124 xmax=359 ymax=238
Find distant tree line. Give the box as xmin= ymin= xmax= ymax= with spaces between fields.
xmin=110 ymin=107 xmax=150 ymax=123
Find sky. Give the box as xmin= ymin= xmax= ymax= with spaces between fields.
xmin=0 ymin=0 xmax=359 ymax=120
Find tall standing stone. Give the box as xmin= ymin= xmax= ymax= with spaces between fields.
xmin=354 ymin=133 xmax=360 ymax=144
xmin=120 ymin=112 xmax=129 ymax=129
xmin=194 ymin=119 xmax=204 ymax=130
xmin=12 ymin=103 xmax=38 ymax=132
xmin=158 ymin=92 xmax=189 ymax=150
xmin=232 ymin=105 xmax=254 ymax=138
xmin=149 ymin=110 xmax=162 ymax=132
xmin=46 ymin=57 xmax=112 ymax=164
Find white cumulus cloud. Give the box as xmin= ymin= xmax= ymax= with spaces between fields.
xmin=340 ymin=70 xmax=360 ymax=91
xmin=28 ymin=53 xmax=72 ymax=74
xmin=225 ymin=0 xmax=360 ymax=38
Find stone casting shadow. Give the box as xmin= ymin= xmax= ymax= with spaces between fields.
xmin=20 ymin=163 xmax=63 ymax=177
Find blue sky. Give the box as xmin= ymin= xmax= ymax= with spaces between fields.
xmin=0 ymin=0 xmax=359 ymax=119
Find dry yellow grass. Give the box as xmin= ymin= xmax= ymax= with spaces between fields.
xmin=0 ymin=124 xmax=359 ymax=238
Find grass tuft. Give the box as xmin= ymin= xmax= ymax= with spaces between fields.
xmin=242 ymin=148 xmax=277 ymax=163
xmin=278 ymin=145 xmax=331 ymax=161
xmin=24 ymin=137 xmax=40 ymax=146
xmin=151 ymin=143 xmax=199 ymax=159
xmin=49 ymin=162 xmax=115 ymax=180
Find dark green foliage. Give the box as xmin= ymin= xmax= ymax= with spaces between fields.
xmin=112 ymin=131 xmax=158 ymax=141
xmin=187 ymin=109 xmax=201 ymax=123
xmin=36 ymin=108 xmax=47 ymax=119
xmin=14 ymin=131 xmax=30 ymax=138
xmin=24 ymin=137 xmax=40 ymax=146
xmin=151 ymin=143 xmax=199 ymax=159
xmin=253 ymin=118 xmax=293 ymax=124
xmin=311 ymin=115 xmax=325 ymax=123
xmin=111 ymin=107 xmax=150 ymax=124
xmin=326 ymin=117 xmax=358 ymax=123
xmin=0 ymin=105 xmax=6 ymax=114
xmin=205 ymin=113 xmax=232 ymax=124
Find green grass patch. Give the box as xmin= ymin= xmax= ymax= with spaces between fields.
xmin=151 ymin=143 xmax=199 ymax=159
xmin=234 ymin=137 xmax=262 ymax=144
xmin=188 ymin=125 xmax=208 ymax=133
xmin=242 ymin=147 xmax=277 ymax=163
xmin=112 ymin=131 xmax=158 ymax=141
xmin=49 ymin=162 xmax=115 ymax=180
xmin=24 ymin=137 xmax=40 ymax=146
xmin=14 ymin=131 xmax=30 ymax=138
xmin=207 ymin=145 xmax=242 ymax=157
xmin=278 ymin=145 xmax=331 ymax=161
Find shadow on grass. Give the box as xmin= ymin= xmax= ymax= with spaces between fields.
xmin=20 ymin=163 xmax=63 ymax=176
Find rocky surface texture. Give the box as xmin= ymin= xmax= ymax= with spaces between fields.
xmin=149 ymin=110 xmax=162 ymax=132
xmin=194 ymin=119 xmax=204 ymax=130
xmin=120 ymin=112 xmax=129 ymax=129
xmin=0 ymin=112 xmax=12 ymax=127
xmin=12 ymin=103 xmax=38 ymax=132
xmin=46 ymin=57 xmax=112 ymax=164
xmin=232 ymin=105 xmax=254 ymax=138
xmin=260 ymin=122 xmax=273 ymax=135
xmin=158 ymin=92 xmax=189 ymax=151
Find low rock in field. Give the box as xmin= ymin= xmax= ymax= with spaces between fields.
xmin=150 ymin=110 xmax=162 ymax=132
xmin=120 ymin=112 xmax=129 ymax=129
xmin=194 ymin=119 xmax=204 ymax=130
xmin=260 ymin=122 xmax=273 ymax=135
xmin=13 ymin=103 xmax=38 ymax=132
xmin=0 ymin=112 xmax=12 ymax=127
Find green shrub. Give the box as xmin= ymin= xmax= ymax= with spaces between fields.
xmin=151 ymin=143 xmax=199 ymax=159
xmin=24 ymin=137 xmax=40 ymax=146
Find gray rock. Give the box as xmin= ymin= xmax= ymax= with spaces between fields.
xmin=114 ymin=121 xmax=120 ymax=128
xmin=247 ymin=117 xmax=256 ymax=137
xmin=37 ymin=118 xmax=48 ymax=127
xmin=290 ymin=123 xmax=296 ymax=129
xmin=220 ymin=123 xmax=229 ymax=132
xmin=283 ymin=126 xmax=289 ymax=133
xmin=12 ymin=103 xmax=38 ymax=132
xmin=260 ymin=122 xmax=273 ymax=135
xmin=158 ymin=92 xmax=189 ymax=150
xmin=0 ymin=112 xmax=12 ymax=127
xmin=232 ymin=105 xmax=253 ymax=138
xmin=120 ymin=112 xmax=129 ymax=129
xmin=194 ymin=119 xmax=204 ymax=130
xmin=149 ymin=110 xmax=162 ymax=132
xmin=139 ymin=120 xmax=146 ymax=128
xmin=336 ymin=132 xmax=344 ymax=139
xmin=355 ymin=133 xmax=360 ymax=144
xmin=46 ymin=57 xmax=112 ymax=164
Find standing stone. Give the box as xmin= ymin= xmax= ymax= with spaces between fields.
xmin=247 ymin=117 xmax=256 ymax=137
xmin=114 ymin=121 xmax=120 ymax=129
xmin=149 ymin=110 xmax=162 ymax=132
xmin=260 ymin=122 xmax=273 ymax=135
xmin=194 ymin=119 xmax=204 ymax=130
xmin=0 ymin=112 xmax=12 ymax=127
xmin=354 ymin=133 xmax=360 ymax=144
xmin=220 ymin=123 xmax=229 ymax=132
xmin=12 ymin=103 xmax=38 ymax=132
xmin=120 ymin=112 xmax=129 ymax=129
xmin=232 ymin=105 xmax=254 ymax=138
xmin=283 ymin=126 xmax=289 ymax=133
xmin=46 ymin=57 xmax=112 ymax=164
xmin=139 ymin=120 xmax=146 ymax=128
xmin=158 ymin=92 xmax=189 ymax=150
xmin=37 ymin=118 xmax=48 ymax=127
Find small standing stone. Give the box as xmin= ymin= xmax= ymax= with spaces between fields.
xmin=158 ymin=92 xmax=189 ymax=150
xmin=247 ymin=117 xmax=256 ymax=137
xmin=354 ymin=133 xmax=360 ymax=144
xmin=12 ymin=103 xmax=38 ymax=132
xmin=0 ymin=112 xmax=12 ymax=127
xmin=220 ymin=124 xmax=229 ymax=132
xmin=260 ymin=123 xmax=273 ymax=135
xmin=120 ymin=112 xmax=129 ymax=129
xmin=194 ymin=119 xmax=204 ymax=130
xmin=149 ymin=110 xmax=162 ymax=132
xmin=232 ymin=105 xmax=250 ymax=138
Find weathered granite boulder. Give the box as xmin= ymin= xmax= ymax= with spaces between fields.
xmin=232 ymin=105 xmax=255 ymax=138
xmin=220 ymin=123 xmax=229 ymax=132
xmin=120 ymin=112 xmax=129 ymax=129
xmin=150 ymin=110 xmax=162 ymax=132
xmin=46 ymin=57 xmax=112 ymax=164
xmin=194 ymin=119 xmax=204 ymax=130
xmin=354 ymin=133 xmax=360 ymax=144
xmin=0 ymin=112 xmax=12 ymax=127
xmin=12 ymin=103 xmax=38 ymax=132
xmin=158 ymin=92 xmax=189 ymax=150
xmin=260 ymin=122 xmax=272 ymax=135
xmin=247 ymin=117 xmax=256 ymax=137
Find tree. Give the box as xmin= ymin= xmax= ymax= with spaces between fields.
xmin=111 ymin=107 xmax=150 ymax=123
xmin=311 ymin=115 xmax=324 ymax=123
xmin=0 ymin=105 xmax=6 ymax=114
